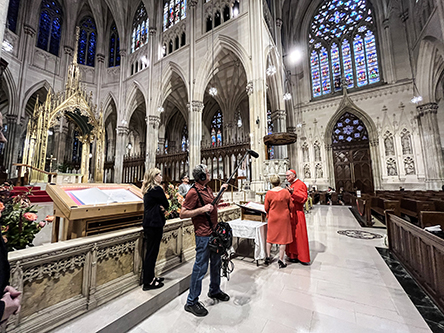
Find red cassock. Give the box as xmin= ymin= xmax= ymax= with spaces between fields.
xmin=286 ymin=179 xmax=311 ymax=263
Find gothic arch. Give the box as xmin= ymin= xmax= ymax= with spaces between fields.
xmin=22 ymin=80 xmax=52 ymax=117
xmin=125 ymin=81 xmax=146 ymax=122
xmin=156 ymin=61 xmax=189 ymax=111
xmin=194 ymin=35 xmax=252 ymax=101
xmin=416 ymin=36 xmax=444 ymax=104
xmin=1 ymin=68 xmax=18 ymax=117
xmin=103 ymin=92 xmax=118 ymax=123
xmin=324 ymin=96 xmax=381 ymax=189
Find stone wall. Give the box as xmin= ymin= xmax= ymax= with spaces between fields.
xmin=3 ymin=206 xmax=240 ymax=333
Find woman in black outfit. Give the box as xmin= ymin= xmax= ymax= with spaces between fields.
xmin=141 ymin=168 xmax=169 ymax=290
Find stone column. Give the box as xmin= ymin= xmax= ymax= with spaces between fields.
xmin=0 ymin=0 xmax=8 ymax=60
xmin=114 ymin=126 xmax=129 ymax=183
xmin=381 ymin=18 xmax=396 ymax=84
xmin=117 ymin=49 xmax=127 ymax=118
xmin=369 ymin=138 xmax=382 ymax=190
xmin=248 ymin=0 xmax=267 ymax=192
xmin=4 ymin=114 xmax=18 ymax=173
xmin=416 ymin=103 xmax=444 ymax=189
xmin=96 ymin=53 xmax=105 ymax=104
xmin=17 ymin=25 xmax=36 ymax=118
xmin=189 ymin=101 xmax=204 ymax=169
xmin=271 ymin=109 xmax=287 ymax=159
xmin=145 ymin=115 xmax=160 ymax=171
xmin=57 ymin=123 xmax=68 ymax=164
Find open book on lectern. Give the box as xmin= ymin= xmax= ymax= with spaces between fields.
xmin=236 ymin=201 xmax=266 ymax=214
xmin=66 ymin=187 xmax=143 ymax=206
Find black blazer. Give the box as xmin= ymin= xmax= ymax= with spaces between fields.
xmin=143 ymin=186 xmax=169 ymax=228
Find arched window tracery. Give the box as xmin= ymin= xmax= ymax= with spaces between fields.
xmin=309 ymin=0 xmax=381 ymax=98
xmin=332 ymin=112 xmax=369 ymax=145
xmin=37 ymin=0 xmax=63 ymax=56
xmin=163 ymin=0 xmax=187 ymax=31
xmin=211 ymin=110 xmax=223 ymax=147
xmin=109 ymin=23 xmax=120 ymax=67
xmin=181 ymin=125 xmax=188 ymax=152
xmin=131 ymin=2 xmax=149 ymax=53
xmin=77 ymin=16 xmax=96 ymax=66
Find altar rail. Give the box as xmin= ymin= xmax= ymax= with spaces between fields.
xmin=4 ymin=206 xmax=240 ymax=333
xmin=386 ymin=212 xmax=444 ymax=314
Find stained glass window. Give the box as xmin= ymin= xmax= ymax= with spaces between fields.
xmin=78 ymin=17 xmax=96 ymax=67
xmin=7 ymin=0 xmax=20 ymax=33
xmin=267 ymin=109 xmax=275 ymax=159
xmin=211 ymin=110 xmax=223 ymax=146
xmin=309 ymin=0 xmax=380 ymax=98
xmin=37 ymin=0 xmax=63 ymax=56
xmin=109 ymin=23 xmax=120 ymax=67
xmin=332 ymin=112 xmax=368 ymax=145
xmin=163 ymin=0 xmax=187 ymax=31
xmin=131 ymin=2 xmax=149 ymax=53
xmin=181 ymin=125 xmax=188 ymax=152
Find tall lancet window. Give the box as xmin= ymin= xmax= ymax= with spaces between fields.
xmin=78 ymin=17 xmax=97 ymax=67
xmin=7 ymin=0 xmax=20 ymax=33
xmin=131 ymin=2 xmax=149 ymax=53
xmin=181 ymin=125 xmax=188 ymax=152
xmin=267 ymin=109 xmax=275 ymax=159
xmin=309 ymin=0 xmax=381 ymax=98
xmin=163 ymin=0 xmax=187 ymax=31
xmin=109 ymin=23 xmax=120 ymax=67
xmin=37 ymin=0 xmax=63 ymax=56
xmin=211 ymin=110 xmax=223 ymax=147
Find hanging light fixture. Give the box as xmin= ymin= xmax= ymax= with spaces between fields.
xmin=283 ymin=92 xmax=292 ymax=101
xmin=209 ymin=2 xmax=217 ymax=97
xmin=411 ymin=81 xmax=423 ymax=104
xmin=237 ymin=110 xmax=242 ymax=127
xmin=266 ymin=65 xmax=276 ymax=76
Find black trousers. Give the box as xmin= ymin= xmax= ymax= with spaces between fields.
xmin=143 ymin=226 xmax=164 ymax=286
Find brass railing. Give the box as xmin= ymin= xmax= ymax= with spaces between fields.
xmin=13 ymin=163 xmax=57 ymax=185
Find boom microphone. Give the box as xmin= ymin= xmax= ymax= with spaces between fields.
xmin=247 ymin=149 xmax=259 ymax=158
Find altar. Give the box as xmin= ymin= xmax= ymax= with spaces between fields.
xmin=55 ymin=172 xmax=83 ymax=184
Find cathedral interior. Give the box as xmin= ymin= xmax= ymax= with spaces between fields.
xmin=1 ymin=0 xmax=444 ymax=332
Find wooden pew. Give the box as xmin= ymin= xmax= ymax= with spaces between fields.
xmin=400 ymin=198 xmax=435 ymax=222
xmin=370 ymin=196 xmax=400 ymax=224
xmin=419 ymin=211 xmax=444 ymax=229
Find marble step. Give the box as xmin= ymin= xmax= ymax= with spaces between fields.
xmin=52 ymin=261 xmax=193 ymax=333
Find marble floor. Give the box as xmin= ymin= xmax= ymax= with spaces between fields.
xmin=128 ymin=206 xmax=432 ymax=333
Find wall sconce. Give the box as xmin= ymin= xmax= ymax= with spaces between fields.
xmin=256 ymin=116 xmax=260 ymax=125
xmin=127 ymin=142 xmax=133 ymax=150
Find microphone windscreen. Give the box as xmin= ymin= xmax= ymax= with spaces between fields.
xmin=247 ymin=149 xmax=259 ymax=158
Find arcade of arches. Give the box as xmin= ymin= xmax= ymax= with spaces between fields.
xmin=0 ymin=0 xmax=443 ymax=193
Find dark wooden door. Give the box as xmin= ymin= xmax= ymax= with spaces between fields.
xmin=333 ymin=146 xmax=374 ymax=193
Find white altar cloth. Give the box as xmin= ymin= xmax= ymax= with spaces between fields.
xmin=228 ymin=219 xmax=267 ymax=261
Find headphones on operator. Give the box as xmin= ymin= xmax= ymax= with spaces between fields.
xmin=196 ymin=164 xmax=207 ymax=182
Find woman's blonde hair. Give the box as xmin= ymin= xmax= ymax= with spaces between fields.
xmin=269 ymin=174 xmax=281 ymax=187
xmin=141 ymin=168 xmax=162 ymax=194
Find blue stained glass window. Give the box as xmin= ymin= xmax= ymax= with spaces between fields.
xmin=332 ymin=112 xmax=369 ymax=145
xmin=132 ymin=2 xmax=149 ymax=53
xmin=181 ymin=125 xmax=188 ymax=152
xmin=109 ymin=23 xmax=120 ymax=67
xmin=78 ymin=17 xmax=97 ymax=67
xmin=211 ymin=110 xmax=223 ymax=146
xmin=7 ymin=0 xmax=20 ymax=33
xmin=309 ymin=0 xmax=381 ymax=98
xmin=163 ymin=0 xmax=187 ymax=31
xmin=37 ymin=0 xmax=63 ymax=56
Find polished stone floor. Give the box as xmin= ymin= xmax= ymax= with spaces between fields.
xmin=129 ymin=206 xmax=432 ymax=333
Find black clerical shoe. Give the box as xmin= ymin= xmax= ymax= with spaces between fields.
xmin=288 ymin=258 xmax=299 ymax=263
xmin=278 ymin=260 xmax=287 ymax=269
xmin=142 ymin=280 xmax=164 ymax=290
xmin=299 ymin=261 xmax=311 ymax=266
xmin=208 ymin=291 xmax=230 ymax=302
xmin=155 ymin=277 xmax=165 ymax=282
xmin=184 ymin=302 xmax=208 ymax=317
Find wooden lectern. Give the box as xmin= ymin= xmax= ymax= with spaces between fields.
xmin=46 ymin=183 xmax=144 ymax=242
xmin=238 ymin=201 xmax=266 ymax=222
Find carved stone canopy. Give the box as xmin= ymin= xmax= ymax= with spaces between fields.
xmin=263 ymin=132 xmax=297 ymax=146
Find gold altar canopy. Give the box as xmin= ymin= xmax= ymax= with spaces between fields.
xmin=22 ymin=27 xmax=105 ymax=183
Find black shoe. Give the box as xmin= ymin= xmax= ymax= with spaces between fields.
xmin=208 ymin=291 xmax=230 ymax=302
xmin=288 ymin=258 xmax=299 ymax=263
xmin=278 ymin=260 xmax=287 ymax=269
xmin=184 ymin=302 xmax=208 ymax=317
xmin=264 ymin=256 xmax=272 ymax=265
xmin=155 ymin=277 xmax=165 ymax=282
xmin=300 ymin=261 xmax=311 ymax=266
xmin=142 ymin=280 xmax=164 ymax=290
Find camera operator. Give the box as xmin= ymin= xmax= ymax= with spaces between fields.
xmin=180 ymin=164 xmax=228 ymax=317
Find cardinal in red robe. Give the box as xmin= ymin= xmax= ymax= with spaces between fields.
xmin=284 ymin=169 xmax=311 ymax=265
